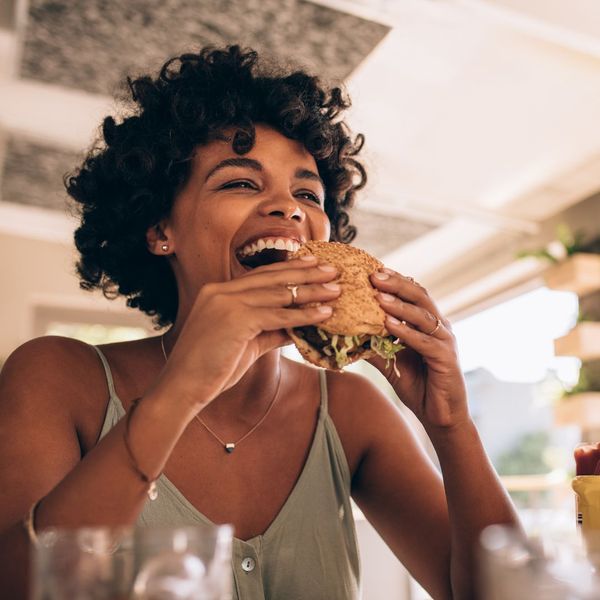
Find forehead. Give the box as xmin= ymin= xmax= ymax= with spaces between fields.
xmin=193 ymin=124 xmax=317 ymax=172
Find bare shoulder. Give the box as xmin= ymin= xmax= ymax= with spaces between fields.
xmin=325 ymin=368 xmax=411 ymax=478
xmin=0 ymin=336 xmax=107 ymax=529
xmin=0 ymin=336 xmax=106 ymax=427
xmin=1 ymin=335 xmax=100 ymax=389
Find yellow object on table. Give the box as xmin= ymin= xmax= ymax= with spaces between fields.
xmin=573 ymin=476 xmax=600 ymax=556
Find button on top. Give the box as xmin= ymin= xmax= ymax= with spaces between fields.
xmin=241 ymin=557 xmax=256 ymax=572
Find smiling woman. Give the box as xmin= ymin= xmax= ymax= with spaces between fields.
xmin=67 ymin=46 xmax=364 ymax=328
xmin=0 ymin=45 xmax=520 ymax=600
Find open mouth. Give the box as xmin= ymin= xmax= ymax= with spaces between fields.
xmin=235 ymin=237 xmax=303 ymax=271
xmin=237 ymin=248 xmax=292 ymax=270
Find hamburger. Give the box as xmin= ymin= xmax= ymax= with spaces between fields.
xmin=286 ymin=241 xmax=404 ymax=371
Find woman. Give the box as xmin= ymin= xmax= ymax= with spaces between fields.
xmin=0 ymin=46 xmax=519 ymax=598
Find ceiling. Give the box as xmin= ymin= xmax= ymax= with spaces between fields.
xmin=1 ymin=0 xmax=600 ymax=320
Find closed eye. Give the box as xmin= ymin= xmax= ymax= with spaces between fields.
xmin=220 ymin=180 xmax=259 ymax=191
xmin=296 ymin=190 xmax=323 ymax=205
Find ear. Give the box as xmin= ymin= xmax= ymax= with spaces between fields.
xmin=146 ymin=219 xmax=174 ymax=256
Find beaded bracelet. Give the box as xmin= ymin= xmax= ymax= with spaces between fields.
xmin=124 ymin=397 xmax=159 ymax=501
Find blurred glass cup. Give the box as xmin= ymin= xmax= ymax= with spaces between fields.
xmin=479 ymin=524 xmax=600 ymax=599
xmin=132 ymin=524 xmax=233 ymax=600
xmin=31 ymin=527 xmax=134 ymax=600
xmin=31 ymin=523 xmax=233 ymax=600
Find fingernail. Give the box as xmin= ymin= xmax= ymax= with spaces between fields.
xmin=373 ymin=272 xmax=389 ymax=280
xmin=318 ymin=264 xmax=337 ymax=272
xmin=317 ymin=305 xmax=333 ymax=314
xmin=387 ymin=315 xmax=400 ymax=324
xmin=300 ymin=255 xmax=317 ymax=261
xmin=379 ymin=292 xmax=395 ymax=302
xmin=322 ymin=282 xmax=341 ymax=291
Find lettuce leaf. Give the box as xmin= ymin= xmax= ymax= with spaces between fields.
xmin=324 ymin=332 xmax=404 ymax=370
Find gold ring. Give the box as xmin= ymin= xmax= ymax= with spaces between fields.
xmin=286 ymin=284 xmax=299 ymax=305
xmin=426 ymin=317 xmax=442 ymax=336
xmin=406 ymin=276 xmax=424 ymax=287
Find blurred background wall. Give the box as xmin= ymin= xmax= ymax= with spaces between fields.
xmin=2 ymin=1 xmax=600 ymax=598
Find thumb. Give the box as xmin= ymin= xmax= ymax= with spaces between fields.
xmin=257 ymin=330 xmax=293 ymax=356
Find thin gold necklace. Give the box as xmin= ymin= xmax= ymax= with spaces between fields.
xmin=159 ymin=334 xmax=282 ymax=454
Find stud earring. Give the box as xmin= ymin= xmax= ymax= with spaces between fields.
xmin=161 ymin=244 xmax=169 ymax=253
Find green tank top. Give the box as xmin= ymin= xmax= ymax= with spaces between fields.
xmin=93 ymin=346 xmax=361 ymax=599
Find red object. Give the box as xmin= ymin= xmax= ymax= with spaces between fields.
xmin=574 ymin=442 xmax=600 ymax=475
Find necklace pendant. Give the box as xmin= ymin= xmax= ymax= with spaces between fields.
xmin=225 ymin=443 xmax=235 ymax=453
xmin=147 ymin=480 xmax=158 ymax=501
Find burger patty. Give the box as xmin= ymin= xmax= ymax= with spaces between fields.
xmin=293 ymin=326 xmax=371 ymax=352
xmin=293 ymin=326 xmax=328 ymax=350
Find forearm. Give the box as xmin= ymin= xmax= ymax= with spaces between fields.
xmin=37 ymin=391 xmax=192 ymax=527
xmin=427 ymin=418 xmax=522 ymax=600
xmin=0 ymin=389 xmax=195 ymax=598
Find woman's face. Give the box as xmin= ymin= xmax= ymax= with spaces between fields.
xmin=156 ymin=124 xmax=331 ymax=299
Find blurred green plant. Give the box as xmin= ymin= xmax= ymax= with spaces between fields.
xmin=495 ymin=431 xmax=554 ymax=507
xmin=562 ymin=369 xmax=591 ymax=398
xmin=496 ymin=431 xmax=552 ymax=476
xmin=561 ymin=360 xmax=600 ymax=398
xmin=517 ymin=224 xmax=597 ymax=263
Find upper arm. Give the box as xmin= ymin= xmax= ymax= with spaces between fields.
xmin=0 ymin=336 xmax=94 ymax=531
xmin=331 ymin=371 xmax=452 ymax=599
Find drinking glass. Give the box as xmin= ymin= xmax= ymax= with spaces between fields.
xmin=132 ymin=523 xmax=233 ymax=600
xmin=478 ymin=524 xmax=600 ymax=599
xmin=31 ymin=527 xmax=134 ymax=600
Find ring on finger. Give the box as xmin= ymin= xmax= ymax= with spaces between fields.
xmin=426 ymin=317 xmax=442 ymax=336
xmin=286 ymin=283 xmax=299 ymax=306
xmin=405 ymin=275 xmax=423 ymax=288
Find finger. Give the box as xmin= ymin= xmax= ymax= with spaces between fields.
xmin=377 ymin=293 xmax=448 ymax=338
xmin=256 ymin=330 xmax=293 ymax=356
xmin=238 ymin=256 xmax=317 ymax=277
xmin=225 ymin=263 xmax=339 ymax=293
xmin=384 ymin=315 xmax=446 ymax=358
xmin=256 ymin=304 xmax=334 ymax=332
xmin=239 ymin=281 xmax=341 ymax=308
xmin=370 ymin=269 xmax=442 ymax=319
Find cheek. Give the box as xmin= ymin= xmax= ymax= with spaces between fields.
xmin=311 ymin=210 xmax=331 ymax=242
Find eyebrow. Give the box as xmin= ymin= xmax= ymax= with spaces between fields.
xmin=295 ymin=168 xmax=325 ymax=189
xmin=205 ymin=158 xmax=262 ymax=181
xmin=204 ymin=157 xmax=325 ymax=189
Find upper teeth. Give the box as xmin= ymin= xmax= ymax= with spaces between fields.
xmin=238 ymin=237 xmax=301 ymax=258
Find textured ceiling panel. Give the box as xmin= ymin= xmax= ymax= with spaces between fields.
xmin=351 ymin=207 xmax=436 ymax=259
xmin=1 ymin=137 xmax=79 ymax=212
xmin=19 ymin=0 xmax=389 ymax=95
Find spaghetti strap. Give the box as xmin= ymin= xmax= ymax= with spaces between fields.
xmin=91 ymin=345 xmax=118 ymax=401
xmin=318 ymin=368 xmax=328 ymax=413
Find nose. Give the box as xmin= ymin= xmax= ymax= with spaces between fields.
xmin=258 ymin=194 xmax=306 ymax=223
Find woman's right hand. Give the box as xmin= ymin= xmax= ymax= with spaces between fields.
xmin=152 ymin=256 xmax=340 ymax=412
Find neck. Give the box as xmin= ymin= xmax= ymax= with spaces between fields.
xmin=161 ymin=325 xmax=284 ymax=424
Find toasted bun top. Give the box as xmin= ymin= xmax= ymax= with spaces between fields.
xmin=290 ymin=241 xmax=389 ymax=336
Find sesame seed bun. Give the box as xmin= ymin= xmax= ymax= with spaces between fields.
xmin=286 ymin=241 xmax=391 ymax=370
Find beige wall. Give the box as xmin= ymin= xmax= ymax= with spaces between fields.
xmin=0 ymin=231 xmax=153 ymax=361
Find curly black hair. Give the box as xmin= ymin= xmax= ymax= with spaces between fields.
xmin=66 ymin=45 xmax=366 ymax=328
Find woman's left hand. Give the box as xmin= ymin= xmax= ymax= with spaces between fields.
xmin=367 ymin=268 xmax=469 ymax=430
